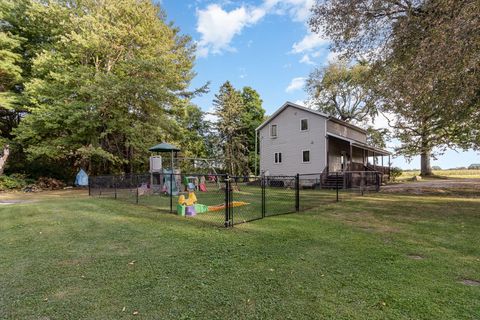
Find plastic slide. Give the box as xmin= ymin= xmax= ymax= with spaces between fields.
xmin=208 ymin=201 xmax=249 ymax=212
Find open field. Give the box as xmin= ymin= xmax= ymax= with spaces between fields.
xmin=399 ymin=169 xmax=480 ymax=180
xmin=0 ymin=190 xmax=479 ymax=319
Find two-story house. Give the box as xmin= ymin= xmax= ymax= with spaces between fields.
xmin=256 ymin=102 xmax=390 ymax=179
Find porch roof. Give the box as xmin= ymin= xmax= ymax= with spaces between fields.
xmin=327 ymin=133 xmax=391 ymax=156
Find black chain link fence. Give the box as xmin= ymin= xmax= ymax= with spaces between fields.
xmin=89 ymin=171 xmax=382 ymax=227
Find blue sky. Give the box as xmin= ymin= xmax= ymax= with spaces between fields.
xmin=161 ymin=0 xmax=479 ymax=170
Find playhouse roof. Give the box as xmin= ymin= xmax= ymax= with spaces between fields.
xmin=148 ymin=142 xmax=181 ymax=152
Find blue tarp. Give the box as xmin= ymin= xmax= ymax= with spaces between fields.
xmin=75 ymin=169 xmax=89 ymax=186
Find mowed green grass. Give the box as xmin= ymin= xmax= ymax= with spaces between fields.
xmin=0 ymin=190 xmax=479 ymax=319
xmin=106 ymin=184 xmax=336 ymax=225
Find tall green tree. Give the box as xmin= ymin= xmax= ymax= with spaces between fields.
xmin=0 ymin=0 xmax=72 ymax=175
xmin=305 ymin=61 xmax=376 ymax=123
xmin=0 ymin=1 xmax=24 ymax=173
xmin=310 ymin=0 xmax=480 ymax=176
xmin=240 ymin=87 xmax=265 ymax=174
xmin=14 ymin=0 xmax=200 ymax=176
xmin=306 ymin=60 xmax=386 ymax=148
xmin=0 ymin=23 xmax=22 ymax=173
xmin=213 ymin=81 xmax=249 ymax=175
xmin=173 ymin=103 xmax=211 ymax=171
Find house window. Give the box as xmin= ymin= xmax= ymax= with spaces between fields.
xmin=301 ymin=119 xmax=308 ymax=131
xmin=274 ymin=152 xmax=282 ymax=164
xmin=270 ymin=124 xmax=277 ymax=138
xmin=302 ymin=150 xmax=310 ymax=163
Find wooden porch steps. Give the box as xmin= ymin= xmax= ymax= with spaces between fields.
xmin=322 ymin=174 xmax=344 ymax=189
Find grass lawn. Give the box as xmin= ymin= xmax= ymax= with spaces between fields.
xmin=1 ymin=190 xmax=479 ymax=319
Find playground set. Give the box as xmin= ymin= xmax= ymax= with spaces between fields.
xmin=148 ymin=142 xmax=250 ymax=217
xmin=89 ymin=142 xmax=382 ymax=227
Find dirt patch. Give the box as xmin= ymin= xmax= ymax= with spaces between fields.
xmin=460 ymin=279 xmax=480 ymax=286
xmin=0 ymin=189 xmax=88 ymax=201
xmin=0 ymin=200 xmax=31 ymax=205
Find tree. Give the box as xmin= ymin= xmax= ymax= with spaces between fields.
xmin=305 ymin=61 xmax=376 ymax=123
xmin=306 ymin=60 xmax=387 ymax=149
xmin=0 ymin=1 xmax=23 ymax=174
xmin=366 ymin=127 xmax=388 ymax=149
xmin=240 ymin=87 xmax=265 ymax=174
xmin=213 ymin=81 xmax=249 ymax=175
xmin=0 ymin=0 xmax=72 ymax=175
xmin=13 ymin=0 xmax=200 ymax=176
xmin=173 ymin=103 xmax=210 ymax=171
xmin=310 ymin=0 xmax=480 ymax=176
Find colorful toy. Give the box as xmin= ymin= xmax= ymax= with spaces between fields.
xmin=177 ymin=190 xmax=208 ymax=216
xmin=207 ymin=201 xmax=250 ymax=212
xmin=199 ymin=176 xmax=207 ymax=192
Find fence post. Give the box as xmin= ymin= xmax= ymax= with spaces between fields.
xmin=88 ymin=176 xmax=92 ymax=196
xmin=336 ymin=172 xmax=339 ymax=202
xmin=376 ymin=172 xmax=381 ymax=192
xmin=361 ymin=171 xmax=364 ymax=196
xmin=136 ymin=175 xmax=139 ymax=204
xmin=261 ymin=175 xmax=266 ymax=218
xmin=224 ymin=175 xmax=230 ymax=227
xmin=114 ymin=176 xmax=117 ymax=200
xmin=295 ymin=173 xmax=300 ymax=212
xmin=170 ymin=173 xmax=173 ymax=213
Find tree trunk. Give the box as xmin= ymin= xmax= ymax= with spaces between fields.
xmin=0 ymin=144 xmax=10 ymax=175
xmin=420 ymin=149 xmax=432 ymax=176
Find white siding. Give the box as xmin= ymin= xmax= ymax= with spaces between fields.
xmin=327 ymin=120 xmax=367 ymax=143
xmin=259 ymin=106 xmax=327 ymax=176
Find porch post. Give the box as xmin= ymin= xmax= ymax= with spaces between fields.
xmin=373 ymin=152 xmax=376 ymax=170
xmin=388 ymin=155 xmax=391 ymax=176
xmin=381 ymin=155 xmax=384 ymax=172
xmin=326 ymin=136 xmax=329 ymax=173
xmin=349 ymin=142 xmax=353 ymax=171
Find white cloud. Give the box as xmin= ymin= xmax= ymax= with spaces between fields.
xmin=299 ymin=54 xmax=315 ymax=65
xmin=292 ymin=32 xmax=329 ymax=54
xmin=263 ymin=0 xmax=315 ymax=22
xmin=195 ymin=0 xmax=318 ymax=57
xmin=286 ymin=77 xmax=306 ymax=93
xmin=293 ymin=99 xmax=306 ymax=106
xmin=196 ymin=4 xmax=266 ymax=57
xmin=238 ymin=67 xmax=247 ymax=79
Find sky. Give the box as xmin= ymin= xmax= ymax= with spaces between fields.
xmin=160 ymin=0 xmax=479 ymax=170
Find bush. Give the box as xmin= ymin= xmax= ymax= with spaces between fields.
xmin=0 ymin=174 xmax=34 ymax=191
xmin=390 ymin=167 xmax=403 ymax=182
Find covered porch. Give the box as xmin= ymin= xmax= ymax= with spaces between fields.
xmin=326 ymin=133 xmax=391 ymax=177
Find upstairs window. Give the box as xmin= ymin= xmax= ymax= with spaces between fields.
xmin=302 ymin=150 xmax=310 ymax=163
xmin=301 ymin=119 xmax=308 ymax=131
xmin=270 ymin=124 xmax=277 ymax=138
xmin=274 ymin=152 xmax=282 ymax=164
